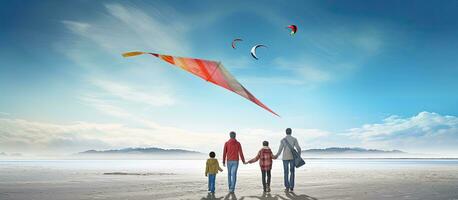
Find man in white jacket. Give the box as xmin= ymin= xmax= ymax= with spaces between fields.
xmin=274 ymin=128 xmax=301 ymax=192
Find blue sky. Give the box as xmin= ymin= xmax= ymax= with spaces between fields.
xmin=1 ymin=0 xmax=457 ymax=156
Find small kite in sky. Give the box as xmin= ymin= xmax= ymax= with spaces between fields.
xmin=231 ymin=38 xmax=243 ymax=49
xmin=287 ymin=25 xmax=297 ymax=35
xmin=122 ymin=51 xmax=279 ymax=117
xmin=250 ymin=44 xmax=267 ymax=60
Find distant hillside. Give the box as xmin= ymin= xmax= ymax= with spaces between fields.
xmin=0 ymin=152 xmax=22 ymax=157
xmin=303 ymin=147 xmax=405 ymax=154
xmin=79 ymin=147 xmax=202 ymax=155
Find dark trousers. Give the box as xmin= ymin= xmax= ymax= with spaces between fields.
xmin=261 ymin=170 xmax=271 ymax=189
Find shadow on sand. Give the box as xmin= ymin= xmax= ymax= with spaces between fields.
xmin=201 ymin=191 xmax=318 ymax=200
xmin=200 ymin=192 xmax=237 ymax=200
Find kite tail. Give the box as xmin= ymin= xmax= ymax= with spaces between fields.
xmin=122 ymin=51 xmax=146 ymax=57
xmin=122 ymin=51 xmax=160 ymax=58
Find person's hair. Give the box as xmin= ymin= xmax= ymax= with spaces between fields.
xmin=286 ymin=128 xmax=292 ymax=135
xmin=263 ymin=141 xmax=269 ymax=147
xmin=209 ymin=151 xmax=216 ymax=158
xmin=230 ymin=131 xmax=236 ymax=139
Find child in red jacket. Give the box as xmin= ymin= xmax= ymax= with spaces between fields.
xmin=248 ymin=141 xmax=275 ymax=192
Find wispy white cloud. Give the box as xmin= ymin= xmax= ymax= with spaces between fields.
xmin=61 ymin=3 xmax=191 ymax=56
xmin=79 ymin=94 xmax=164 ymax=129
xmin=60 ymin=3 xmax=191 ymax=124
xmin=103 ymin=3 xmax=191 ymax=55
xmin=2 ymin=111 xmax=457 ymax=156
xmin=347 ymin=112 xmax=458 ymax=155
xmin=0 ymin=112 xmax=10 ymax=116
xmin=0 ymin=114 xmax=331 ymax=156
xmin=0 ymin=116 xmax=225 ymax=155
xmin=59 ymin=2 xmax=197 ymax=109
xmin=0 ymin=118 xmax=122 ymax=154
xmin=61 ymin=21 xmax=90 ymax=34
xmin=236 ymin=4 xmax=388 ymax=87
xmin=90 ymin=79 xmax=175 ymax=107
xmin=273 ymin=58 xmax=332 ymax=85
xmin=352 ymin=29 xmax=383 ymax=54
xmin=240 ymin=41 xmax=385 ymax=88
xmin=269 ymin=26 xmax=385 ymax=87
xmin=240 ymin=76 xmax=306 ymax=86
xmin=79 ymin=95 xmax=132 ymax=118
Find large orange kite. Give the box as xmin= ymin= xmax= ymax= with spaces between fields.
xmin=122 ymin=51 xmax=279 ymax=117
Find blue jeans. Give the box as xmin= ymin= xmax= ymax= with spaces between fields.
xmin=208 ymin=174 xmax=216 ymax=192
xmin=283 ymin=160 xmax=295 ymax=189
xmin=227 ymin=161 xmax=239 ymax=192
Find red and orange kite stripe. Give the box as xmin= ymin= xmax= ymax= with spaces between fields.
xmin=122 ymin=51 xmax=279 ymax=117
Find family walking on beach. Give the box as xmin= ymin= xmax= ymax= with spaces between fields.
xmin=205 ymin=128 xmax=304 ymax=194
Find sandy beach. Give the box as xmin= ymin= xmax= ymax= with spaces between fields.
xmin=1 ymin=159 xmax=457 ymax=200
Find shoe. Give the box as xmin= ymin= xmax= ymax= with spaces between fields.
xmin=267 ymin=187 xmax=271 ymax=192
xmin=284 ymin=188 xmax=290 ymax=192
xmin=290 ymin=188 xmax=294 ymax=192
